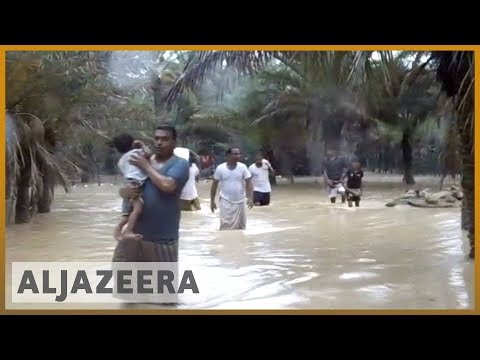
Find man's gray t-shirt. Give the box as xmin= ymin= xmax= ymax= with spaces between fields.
xmin=132 ymin=155 xmax=190 ymax=243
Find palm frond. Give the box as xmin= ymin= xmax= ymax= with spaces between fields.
xmin=400 ymin=55 xmax=434 ymax=95
xmin=10 ymin=123 xmax=23 ymax=177
xmin=36 ymin=143 xmax=70 ymax=193
xmin=165 ymin=51 xmax=280 ymax=105
xmin=345 ymin=51 xmax=372 ymax=86
xmin=250 ymin=109 xmax=288 ymax=126
xmin=28 ymin=144 xmax=42 ymax=200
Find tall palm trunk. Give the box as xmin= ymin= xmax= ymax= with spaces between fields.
xmin=37 ymin=164 xmax=54 ymax=213
xmin=6 ymin=177 xmax=15 ymax=225
xmin=435 ymin=51 xmax=475 ymax=259
xmin=6 ymin=113 xmax=18 ymax=225
xmin=80 ymin=172 xmax=90 ymax=183
xmin=6 ymin=149 xmax=15 ymax=225
xmin=457 ymin=100 xmax=474 ymax=259
xmin=277 ymin=151 xmax=295 ymax=184
xmin=401 ymin=128 xmax=415 ymax=185
xmin=15 ymin=152 xmax=32 ymax=224
xmin=439 ymin=116 xmax=461 ymax=191
xmin=6 ymin=165 xmax=16 ymax=225
xmin=151 ymin=74 xmax=164 ymax=116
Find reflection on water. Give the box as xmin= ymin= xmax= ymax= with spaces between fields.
xmin=5 ymin=173 xmax=475 ymax=310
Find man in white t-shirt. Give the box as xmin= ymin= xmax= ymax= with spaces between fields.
xmin=210 ymin=147 xmax=254 ymax=230
xmin=179 ymin=152 xmax=201 ymax=211
xmin=248 ymin=153 xmax=275 ymax=206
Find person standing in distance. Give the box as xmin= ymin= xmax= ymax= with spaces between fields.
xmin=248 ymin=153 xmax=275 ymax=206
xmin=179 ymin=151 xmax=202 ymax=211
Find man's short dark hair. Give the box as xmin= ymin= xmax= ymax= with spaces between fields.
xmin=155 ymin=123 xmax=177 ymax=140
xmin=111 ymin=133 xmax=134 ymax=154
xmin=226 ymin=147 xmax=240 ymax=156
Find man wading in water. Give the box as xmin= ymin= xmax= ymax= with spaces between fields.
xmin=248 ymin=152 xmax=275 ymax=206
xmin=112 ymin=124 xmax=190 ymax=305
xmin=210 ymin=148 xmax=254 ymax=230
xmin=323 ymin=149 xmax=348 ymax=204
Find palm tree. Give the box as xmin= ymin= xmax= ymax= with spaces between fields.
xmin=362 ymin=52 xmax=438 ymax=185
xmin=165 ymin=50 xmax=474 ymax=259
xmin=5 ymin=50 xmax=162 ymax=223
xmin=433 ymin=51 xmax=474 ymax=259
xmin=172 ymin=52 xmax=370 ymax=178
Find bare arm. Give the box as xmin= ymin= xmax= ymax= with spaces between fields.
xmin=210 ymin=179 xmax=219 ymax=202
xmin=246 ymin=177 xmax=253 ymax=199
xmin=245 ymin=177 xmax=254 ymax=208
xmin=323 ymin=169 xmax=331 ymax=185
xmin=267 ymin=162 xmax=276 ymax=176
xmin=341 ymin=171 xmax=348 ymax=186
xmin=210 ymin=179 xmax=219 ymax=212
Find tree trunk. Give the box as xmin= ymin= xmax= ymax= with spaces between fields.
xmin=6 ymin=113 xmax=18 ymax=225
xmin=401 ymin=128 xmax=415 ymax=185
xmin=96 ymin=162 xmax=101 ymax=186
xmin=434 ymin=51 xmax=474 ymax=258
xmin=38 ymin=167 xmax=54 ymax=213
xmin=6 ymin=155 xmax=14 ymax=224
xmin=15 ymin=153 xmax=32 ymax=224
xmin=461 ymin=201 xmax=468 ymax=230
xmin=457 ymin=109 xmax=474 ymax=259
xmin=151 ymin=74 xmax=164 ymax=117
xmin=306 ymin=101 xmax=326 ymax=178
xmin=6 ymin=170 xmax=16 ymax=225
xmin=80 ymin=172 xmax=90 ymax=183
xmin=277 ymin=151 xmax=295 ymax=184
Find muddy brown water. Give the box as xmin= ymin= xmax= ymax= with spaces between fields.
xmin=5 ymin=172 xmax=475 ymax=310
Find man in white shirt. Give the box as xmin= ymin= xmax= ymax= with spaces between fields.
xmin=248 ymin=153 xmax=275 ymax=206
xmin=179 ymin=152 xmax=201 ymax=211
xmin=210 ymin=147 xmax=254 ymax=230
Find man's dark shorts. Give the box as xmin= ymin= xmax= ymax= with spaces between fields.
xmin=253 ymin=191 xmax=271 ymax=206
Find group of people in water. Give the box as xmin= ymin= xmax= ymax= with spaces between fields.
xmin=111 ymin=125 xmax=279 ymax=241
xmin=108 ymin=124 xmax=365 ymax=283
xmin=323 ymin=149 xmax=364 ymax=207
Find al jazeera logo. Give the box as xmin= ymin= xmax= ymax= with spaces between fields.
xmin=11 ymin=262 xmax=199 ymax=303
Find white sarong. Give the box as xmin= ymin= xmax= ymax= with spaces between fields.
xmin=327 ymin=182 xmax=346 ymax=199
xmin=219 ymin=195 xmax=247 ymax=230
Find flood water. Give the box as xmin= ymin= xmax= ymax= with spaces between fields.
xmin=5 ymin=172 xmax=475 ymax=310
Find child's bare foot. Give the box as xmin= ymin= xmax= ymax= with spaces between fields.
xmin=119 ymin=233 xmax=143 ymax=241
